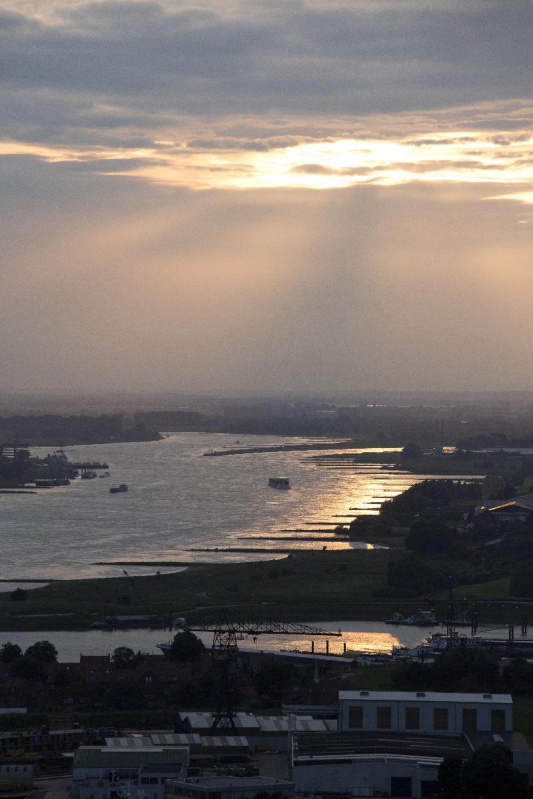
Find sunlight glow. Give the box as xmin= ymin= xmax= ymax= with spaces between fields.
xmin=3 ymin=131 xmax=533 ymax=193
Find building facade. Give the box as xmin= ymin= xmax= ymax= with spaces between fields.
xmin=338 ymin=690 xmax=512 ymax=736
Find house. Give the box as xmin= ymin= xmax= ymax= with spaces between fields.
xmin=477 ymin=493 xmax=533 ymax=528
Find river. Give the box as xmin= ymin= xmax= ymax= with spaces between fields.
xmin=1 ymin=433 xmax=419 ymax=581
xmin=0 ymin=433 xmax=482 ymax=657
xmin=0 ymin=622 xmax=449 ymax=661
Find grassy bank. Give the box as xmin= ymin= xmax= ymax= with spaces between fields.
xmin=0 ymin=548 xmax=527 ymax=631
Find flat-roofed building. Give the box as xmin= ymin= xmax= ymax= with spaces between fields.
xmin=292 ymin=691 xmax=531 ymax=799
xmin=165 ymin=775 xmax=294 ymax=799
xmin=199 ymin=736 xmax=250 ymax=760
xmin=150 ymin=734 xmax=202 ymax=757
xmin=0 ymin=761 xmax=34 ymax=794
xmin=176 ymin=713 xmax=260 ymax=739
xmin=339 ymin=690 xmax=513 ymax=736
xmin=72 ymin=746 xmax=188 ymax=799
xmin=292 ymin=730 xmax=470 ymax=799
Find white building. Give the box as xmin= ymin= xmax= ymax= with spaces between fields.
xmin=292 ymin=690 xmax=524 ymax=799
xmin=338 ymin=690 xmax=512 ymax=736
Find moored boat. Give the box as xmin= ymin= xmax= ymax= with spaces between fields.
xmin=386 ymin=610 xmax=437 ymax=626
xmin=81 ymin=469 xmax=97 ymax=479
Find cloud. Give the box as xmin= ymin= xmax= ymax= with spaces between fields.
xmin=0 ymin=0 xmax=532 ymax=394
xmin=1 ymin=1 xmax=532 ymax=122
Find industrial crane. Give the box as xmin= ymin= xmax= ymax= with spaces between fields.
xmin=181 ymin=608 xmax=342 ymax=731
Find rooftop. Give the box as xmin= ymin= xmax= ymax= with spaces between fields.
xmin=339 ymin=690 xmax=512 ymax=704
xmin=293 ymin=731 xmax=470 ymax=761
xmin=72 ymin=746 xmax=188 ymax=770
xmin=167 ymin=776 xmax=292 ymax=789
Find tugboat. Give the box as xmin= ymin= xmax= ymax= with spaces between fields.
xmin=110 ymin=483 xmax=128 ymax=494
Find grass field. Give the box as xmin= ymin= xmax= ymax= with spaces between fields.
xmin=0 ymin=548 xmax=528 ymax=631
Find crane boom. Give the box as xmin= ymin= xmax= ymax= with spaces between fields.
xmin=175 ymin=607 xmax=342 ymax=732
xmin=184 ymin=608 xmax=341 ymax=636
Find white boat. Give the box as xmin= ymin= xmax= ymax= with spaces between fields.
xmin=268 ymin=477 xmax=291 ymax=489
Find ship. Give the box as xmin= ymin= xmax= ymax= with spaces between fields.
xmin=110 ymin=484 xmax=128 ymax=494
xmin=268 ymin=477 xmax=291 ymax=489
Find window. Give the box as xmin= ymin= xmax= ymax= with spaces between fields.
xmin=405 ymin=707 xmax=420 ymax=730
xmin=377 ymin=706 xmax=391 ymax=729
xmin=434 ymin=707 xmax=449 ymax=730
xmin=390 ymin=777 xmax=412 ymax=797
xmin=463 ymin=708 xmax=477 ymax=732
xmin=491 ymin=709 xmax=506 ymax=732
xmin=348 ymin=706 xmax=363 ymax=728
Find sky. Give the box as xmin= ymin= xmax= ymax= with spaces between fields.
xmin=1 ymin=0 xmax=533 ymax=396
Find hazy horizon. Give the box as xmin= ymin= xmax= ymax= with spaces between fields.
xmin=2 ymin=0 xmax=532 ymax=396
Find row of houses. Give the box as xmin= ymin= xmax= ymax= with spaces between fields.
xmin=0 ymin=653 xmax=212 ymax=712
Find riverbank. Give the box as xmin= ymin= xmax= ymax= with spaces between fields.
xmin=0 ymin=548 xmax=522 ymax=632
xmin=203 ymin=439 xmax=364 ymax=456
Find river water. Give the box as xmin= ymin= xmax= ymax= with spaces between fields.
xmin=0 ymin=622 xmax=443 ymax=662
xmin=1 ymin=433 xmax=420 ymax=581
xmin=0 ymin=433 xmax=482 ymax=657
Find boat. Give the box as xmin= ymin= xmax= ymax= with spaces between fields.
xmin=385 ymin=610 xmax=437 ymax=626
xmin=110 ymin=483 xmax=128 ymax=494
xmin=72 ymin=461 xmax=109 ymax=470
xmin=99 ymin=471 xmax=111 ymax=478
xmin=81 ymin=469 xmax=97 ymax=479
xmin=268 ymin=477 xmax=291 ymax=489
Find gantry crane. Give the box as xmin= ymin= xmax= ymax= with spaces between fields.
xmin=182 ymin=608 xmax=342 ymax=730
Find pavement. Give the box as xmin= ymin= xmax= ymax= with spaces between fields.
xmin=251 ymin=752 xmax=290 ymax=781
xmin=34 ymin=776 xmax=71 ymax=799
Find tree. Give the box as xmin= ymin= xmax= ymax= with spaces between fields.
xmin=252 ymin=662 xmax=300 ymax=705
xmin=405 ymin=520 xmax=460 ymax=557
xmin=460 ymin=744 xmax=529 ymax=799
xmin=438 ymin=756 xmax=462 ymax=799
xmin=25 ymin=640 xmax=58 ymax=663
xmin=0 ymin=642 xmax=22 ymax=663
xmin=430 ymin=648 xmax=499 ymax=692
xmin=386 ymin=552 xmax=448 ymax=595
xmin=102 ymin=681 xmax=143 ymax=709
xmin=10 ymin=656 xmax=45 ymax=681
xmin=167 ymin=631 xmax=205 ymax=662
xmin=112 ymin=646 xmax=137 ymax=669
xmin=9 ymin=589 xmax=28 ymax=601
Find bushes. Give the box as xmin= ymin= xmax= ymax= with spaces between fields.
xmin=385 ymin=553 xmax=449 ymax=595
xmin=405 ymin=521 xmax=463 ymax=558
xmin=380 ymin=479 xmax=481 ymax=525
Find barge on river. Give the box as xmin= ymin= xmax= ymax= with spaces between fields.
xmin=268 ymin=477 xmax=291 ymax=489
